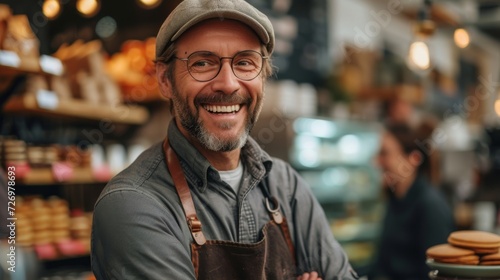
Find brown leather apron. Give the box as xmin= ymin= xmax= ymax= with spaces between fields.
xmin=163 ymin=139 xmax=297 ymax=280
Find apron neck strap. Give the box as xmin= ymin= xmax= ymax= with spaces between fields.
xmin=163 ymin=138 xmax=207 ymax=246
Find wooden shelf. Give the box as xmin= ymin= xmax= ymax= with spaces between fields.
xmin=19 ymin=167 xmax=103 ymax=185
xmin=358 ymin=84 xmax=424 ymax=104
xmin=0 ymin=52 xmax=63 ymax=77
xmin=3 ymin=93 xmax=149 ymax=125
xmin=0 ymin=63 xmax=41 ymax=76
xmin=121 ymin=84 xmax=166 ymax=103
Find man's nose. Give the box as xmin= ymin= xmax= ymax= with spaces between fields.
xmin=210 ymin=61 xmax=240 ymax=94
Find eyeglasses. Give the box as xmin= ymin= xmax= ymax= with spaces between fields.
xmin=174 ymin=50 xmax=268 ymax=82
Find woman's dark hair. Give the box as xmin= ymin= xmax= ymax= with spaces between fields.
xmin=385 ymin=118 xmax=437 ymax=178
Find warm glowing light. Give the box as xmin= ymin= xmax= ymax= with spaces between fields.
xmin=407 ymin=40 xmax=431 ymax=71
xmin=76 ymin=0 xmax=100 ymax=17
xmin=137 ymin=0 xmax=162 ymax=9
xmin=495 ymin=99 xmax=500 ymax=117
xmin=454 ymin=28 xmax=470 ymax=49
xmin=43 ymin=0 xmax=61 ymax=20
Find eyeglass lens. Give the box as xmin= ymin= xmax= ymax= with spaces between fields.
xmin=185 ymin=50 xmax=264 ymax=81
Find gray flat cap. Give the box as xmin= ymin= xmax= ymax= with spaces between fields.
xmin=155 ymin=0 xmax=275 ymax=58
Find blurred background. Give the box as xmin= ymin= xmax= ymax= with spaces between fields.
xmin=1 ymin=0 xmax=500 ymax=279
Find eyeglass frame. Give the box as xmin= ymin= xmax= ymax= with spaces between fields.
xmin=173 ymin=50 xmax=269 ymax=82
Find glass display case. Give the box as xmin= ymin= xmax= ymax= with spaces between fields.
xmin=252 ymin=115 xmax=383 ymax=275
xmin=289 ymin=117 xmax=383 ymax=275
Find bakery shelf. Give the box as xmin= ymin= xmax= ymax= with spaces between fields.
xmin=121 ymin=85 xmax=165 ymax=103
xmin=3 ymin=93 xmax=149 ymax=125
xmin=358 ymin=84 xmax=424 ymax=104
xmin=18 ymin=167 xmax=103 ymax=185
xmin=0 ymin=63 xmax=41 ymax=76
xmin=0 ymin=52 xmax=63 ymax=76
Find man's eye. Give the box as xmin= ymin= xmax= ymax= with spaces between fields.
xmin=191 ymin=60 xmax=210 ymax=67
xmin=234 ymin=59 xmax=257 ymax=69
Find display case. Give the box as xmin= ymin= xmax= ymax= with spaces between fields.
xmin=252 ymin=115 xmax=383 ymax=275
xmin=288 ymin=117 xmax=383 ymax=274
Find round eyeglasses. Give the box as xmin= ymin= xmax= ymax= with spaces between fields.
xmin=174 ymin=50 xmax=268 ymax=82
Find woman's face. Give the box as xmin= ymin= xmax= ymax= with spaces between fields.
xmin=376 ymin=132 xmax=417 ymax=189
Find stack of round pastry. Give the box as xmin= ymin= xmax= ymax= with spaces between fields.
xmin=27 ymin=146 xmax=45 ymax=167
xmin=427 ymin=230 xmax=500 ymax=266
xmin=16 ymin=198 xmax=34 ymax=247
xmin=448 ymin=230 xmax=500 ymax=256
xmin=31 ymin=198 xmax=53 ymax=245
xmin=70 ymin=210 xmax=92 ymax=253
xmin=15 ymin=196 xmax=72 ymax=247
xmin=427 ymin=244 xmax=479 ymax=265
xmin=43 ymin=145 xmax=60 ymax=166
xmin=3 ymin=139 xmax=27 ymax=166
xmin=48 ymin=196 xmax=71 ymax=243
xmin=481 ymin=252 xmax=500 ymax=266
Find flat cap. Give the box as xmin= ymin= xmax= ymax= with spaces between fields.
xmin=155 ymin=0 xmax=275 ymax=58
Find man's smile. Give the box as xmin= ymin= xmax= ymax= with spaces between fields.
xmin=202 ymin=104 xmax=242 ymax=114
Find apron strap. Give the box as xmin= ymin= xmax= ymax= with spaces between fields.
xmin=262 ymin=180 xmax=297 ymax=266
xmin=163 ymin=136 xmax=296 ymax=262
xmin=163 ymin=139 xmax=207 ymax=246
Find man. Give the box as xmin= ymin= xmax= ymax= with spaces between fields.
xmin=91 ymin=0 xmax=358 ymax=279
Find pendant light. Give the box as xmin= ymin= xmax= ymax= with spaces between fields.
xmin=42 ymin=0 xmax=61 ymax=20
xmin=454 ymin=28 xmax=470 ymax=49
xmin=406 ymin=0 xmax=435 ymax=74
xmin=137 ymin=0 xmax=162 ymax=9
xmin=76 ymin=0 xmax=100 ymax=17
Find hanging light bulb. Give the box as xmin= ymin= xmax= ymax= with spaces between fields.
xmin=454 ymin=28 xmax=470 ymax=49
xmin=407 ymin=38 xmax=431 ymax=71
xmin=137 ymin=0 xmax=162 ymax=9
xmin=406 ymin=0 xmax=435 ymax=75
xmin=43 ymin=0 xmax=61 ymax=19
xmin=495 ymin=88 xmax=500 ymax=117
xmin=76 ymin=0 xmax=100 ymax=17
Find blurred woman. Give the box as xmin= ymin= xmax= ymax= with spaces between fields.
xmin=369 ymin=121 xmax=455 ymax=280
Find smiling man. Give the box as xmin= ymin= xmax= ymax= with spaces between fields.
xmin=91 ymin=0 xmax=358 ymax=279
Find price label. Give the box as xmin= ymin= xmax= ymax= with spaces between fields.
xmin=36 ymin=89 xmax=59 ymax=110
xmin=40 ymin=55 xmax=64 ymax=75
xmin=52 ymin=162 xmax=74 ymax=182
xmin=0 ymin=50 xmax=21 ymax=68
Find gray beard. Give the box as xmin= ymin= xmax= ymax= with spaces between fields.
xmin=171 ymin=88 xmax=259 ymax=152
xmin=193 ymin=119 xmax=249 ymax=152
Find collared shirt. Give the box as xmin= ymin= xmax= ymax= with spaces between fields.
xmin=91 ymin=120 xmax=358 ymax=279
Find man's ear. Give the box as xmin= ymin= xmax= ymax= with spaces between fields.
xmin=156 ymin=62 xmax=172 ymax=100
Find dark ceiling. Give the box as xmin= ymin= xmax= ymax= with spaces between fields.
xmin=475 ymin=1 xmax=500 ymax=41
xmin=1 ymin=0 xmax=499 ymax=55
xmin=0 ymin=0 xmax=182 ymax=54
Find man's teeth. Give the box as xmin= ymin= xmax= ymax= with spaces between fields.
xmin=204 ymin=104 xmax=241 ymax=113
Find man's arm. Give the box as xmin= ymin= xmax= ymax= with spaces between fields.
xmin=91 ymin=189 xmax=195 ymax=280
xmin=287 ymin=166 xmax=359 ymax=280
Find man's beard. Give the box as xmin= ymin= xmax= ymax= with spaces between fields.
xmin=171 ymin=87 xmax=262 ymax=152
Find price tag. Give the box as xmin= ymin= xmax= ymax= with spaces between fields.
xmin=0 ymin=50 xmax=21 ymax=68
xmin=40 ymin=55 xmax=64 ymax=75
xmin=36 ymin=89 xmax=59 ymax=110
xmin=52 ymin=162 xmax=74 ymax=182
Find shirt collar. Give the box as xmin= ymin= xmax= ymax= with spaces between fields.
xmin=167 ymin=119 xmax=273 ymax=192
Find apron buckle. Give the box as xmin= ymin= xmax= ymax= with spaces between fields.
xmin=188 ymin=216 xmax=206 ymax=245
xmin=265 ymin=197 xmax=283 ymax=224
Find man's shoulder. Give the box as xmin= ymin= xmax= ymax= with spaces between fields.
xmin=266 ymin=155 xmax=299 ymax=178
xmin=95 ymin=142 xmax=175 ymax=206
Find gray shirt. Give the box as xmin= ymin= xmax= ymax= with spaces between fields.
xmin=91 ymin=121 xmax=358 ymax=279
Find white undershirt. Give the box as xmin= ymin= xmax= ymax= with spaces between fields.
xmin=218 ymin=161 xmax=243 ymax=194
